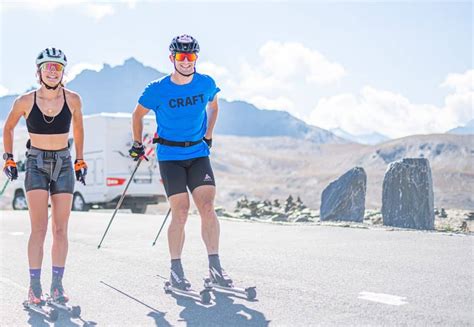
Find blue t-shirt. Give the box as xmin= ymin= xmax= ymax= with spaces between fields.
xmin=138 ymin=73 xmax=220 ymax=161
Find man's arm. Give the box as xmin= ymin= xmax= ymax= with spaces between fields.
xmin=70 ymin=92 xmax=84 ymax=159
xmin=205 ymin=95 xmax=219 ymax=139
xmin=132 ymin=104 xmax=150 ymax=142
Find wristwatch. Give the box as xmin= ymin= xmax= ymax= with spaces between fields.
xmin=2 ymin=153 xmax=13 ymax=160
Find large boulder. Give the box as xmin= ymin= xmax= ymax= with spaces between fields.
xmin=320 ymin=167 xmax=367 ymax=222
xmin=382 ymin=158 xmax=434 ymax=230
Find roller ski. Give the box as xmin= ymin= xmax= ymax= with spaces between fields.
xmin=46 ymin=277 xmax=81 ymax=318
xmin=163 ymin=269 xmax=212 ymax=304
xmin=22 ymin=282 xmax=59 ymax=322
xmin=204 ymin=266 xmax=257 ymax=300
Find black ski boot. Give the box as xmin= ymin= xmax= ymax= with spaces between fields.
xmin=209 ymin=266 xmax=234 ymax=287
xmin=170 ymin=268 xmax=192 ymax=291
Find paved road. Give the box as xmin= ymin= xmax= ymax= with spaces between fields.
xmin=0 ymin=210 xmax=472 ymax=326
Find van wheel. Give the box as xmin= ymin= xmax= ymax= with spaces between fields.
xmin=12 ymin=190 xmax=28 ymax=210
xmin=72 ymin=193 xmax=89 ymax=212
xmin=131 ymin=204 xmax=147 ymax=214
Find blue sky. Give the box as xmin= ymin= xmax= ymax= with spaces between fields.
xmin=0 ymin=1 xmax=472 ymax=138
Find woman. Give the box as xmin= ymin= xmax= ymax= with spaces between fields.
xmin=2 ymin=48 xmax=87 ymax=305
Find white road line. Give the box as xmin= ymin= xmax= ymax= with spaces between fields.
xmin=358 ymin=291 xmax=408 ymax=306
xmin=0 ymin=277 xmax=27 ymax=291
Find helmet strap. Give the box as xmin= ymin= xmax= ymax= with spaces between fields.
xmin=38 ymin=69 xmax=63 ymax=90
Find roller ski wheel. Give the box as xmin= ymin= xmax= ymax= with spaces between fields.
xmin=23 ymin=300 xmax=59 ymax=322
xmin=163 ymin=281 xmax=212 ymax=304
xmin=204 ymin=278 xmax=257 ymax=300
xmin=46 ymin=296 xmax=82 ymax=318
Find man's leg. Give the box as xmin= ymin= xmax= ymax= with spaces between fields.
xmin=189 ymin=157 xmax=233 ymax=287
xmin=159 ymin=160 xmax=191 ymax=290
xmin=191 ymin=185 xmax=219 ymax=254
xmin=167 ymin=193 xmax=191 ymax=289
xmin=168 ymin=193 xmax=190 ymax=259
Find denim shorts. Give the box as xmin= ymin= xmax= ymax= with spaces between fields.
xmin=25 ymin=147 xmax=75 ymax=195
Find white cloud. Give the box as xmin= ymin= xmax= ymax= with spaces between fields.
xmin=247 ymin=95 xmax=295 ymax=113
xmin=258 ymin=41 xmax=346 ymax=85
xmin=85 ymin=4 xmax=115 ymax=21
xmin=309 ymin=69 xmax=474 ymax=138
xmin=66 ymin=62 xmax=104 ymax=82
xmin=223 ymin=41 xmax=345 ymax=115
xmin=441 ymin=69 xmax=474 ymax=93
xmin=231 ymin=41 xmax=345 ymax=96
xmin=0 ymin=85 xmax=9 ymax=97
xmin=125 ymin=0 xmax=138 ymax=9
xmin=2 ymin=0 xmax=130 ymax=19
xmin=2 ymin=0 xmax=83 ymax=11
xmin=198 ymin=61 xmax=229 ymax=80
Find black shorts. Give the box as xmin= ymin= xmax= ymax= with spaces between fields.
xmin=159 ymin=156 xmax=216 ymax=197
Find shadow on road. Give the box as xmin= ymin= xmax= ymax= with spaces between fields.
xmin=100 ymin=281 xmax=171 ymax=326
xmin=171 ymin=290 xmax=269 ymax=327
xmin=25 ymin=309 xmax=51 ymax=327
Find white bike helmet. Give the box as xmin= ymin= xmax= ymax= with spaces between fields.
xmin=36 ymin=48 xmax=68 ymax=67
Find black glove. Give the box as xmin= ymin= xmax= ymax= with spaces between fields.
xmin=3 ymin=154 xmax=18 ymax=181
xmin=129 ymin=141 xmax=147 ymax=161
xmin=74 ymin=159 xmax=88 ymax=185
xmin=203 ymin=137 xmax=212 ymax=148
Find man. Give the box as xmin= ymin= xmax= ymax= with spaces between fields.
xmin=129 ymin=34 xmax=232 ymax=290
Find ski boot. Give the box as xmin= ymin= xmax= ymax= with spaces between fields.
xmin=205 ymin=267 xmax=257 ymax=300
xmin=23 ymin=280 xmax=59 ymax=321
xmin=28 ymin=279 xmax=45 ymax=305
xmin=164 ymin=270 xmax=211 ymax=304
xmin=209 ymin=266 xmax=234 ymax=287
xmin=50 ymin=276 xmax=69 ymax=304
xmin=170 ymin=269 xmax=192 ymax=291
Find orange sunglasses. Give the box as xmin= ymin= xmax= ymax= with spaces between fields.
xmin=174 ymin=52 xmax=198 ymax=62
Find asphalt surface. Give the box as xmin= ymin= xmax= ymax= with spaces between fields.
xmin=0 ymin=209 xmax=473 ymax=326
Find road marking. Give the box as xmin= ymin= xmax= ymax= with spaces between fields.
xmin=8 ymin=232 xmax=24 ymax=236
xmin=358 ymin=291 xmax=408 ymax=305
xmin=0 ymin=277 xmax=27 ymax=291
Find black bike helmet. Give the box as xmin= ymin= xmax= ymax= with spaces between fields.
xmin=169 ymin=34 xmax=200 ymax=53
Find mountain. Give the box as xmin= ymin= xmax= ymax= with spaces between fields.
xmin=330 ymin=128 xmax=390 ymax=145
xmin=0 ymin=58 xmax=342 ymax=144
xmin=447 ymin=119 xmax=474 ymax=135
xmin=212 ymin=134 xmax=474 ymax=210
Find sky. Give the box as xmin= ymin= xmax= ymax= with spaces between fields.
xmin=0 ymin=0 xmax=472 ymax=138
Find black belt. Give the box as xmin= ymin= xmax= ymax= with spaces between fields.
xmin=152 ymin=137 xmax=202 ymax=148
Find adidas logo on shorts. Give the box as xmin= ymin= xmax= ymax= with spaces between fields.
xmin=203 ymin=174 xmax=213 ymax=182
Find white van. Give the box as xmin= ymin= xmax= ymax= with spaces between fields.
xmin=0 ymin=113 xmax=166 ymax=214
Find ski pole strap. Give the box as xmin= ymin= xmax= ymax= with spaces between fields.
xmin=152 ymin=137 xmax=202 ymax=148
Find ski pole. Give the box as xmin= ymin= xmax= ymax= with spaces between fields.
xmin=97 ymin=157 xmax=146 ymax=249
xmin=152 ymin=207 xmax=171 ymax=246
xmin=0 ymin=180 xmax=9 ymax=196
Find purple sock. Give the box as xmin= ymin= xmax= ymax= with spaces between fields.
xmin=52 ymin=266 xmax=65 ymax=279
xmin=29 ymin=268 xmax=41 ymax=280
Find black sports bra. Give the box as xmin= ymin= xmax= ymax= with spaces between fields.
xmin=26 ymin=90 xmax=72 ymax=134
